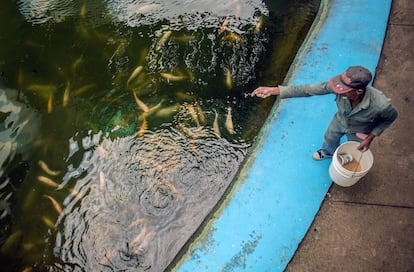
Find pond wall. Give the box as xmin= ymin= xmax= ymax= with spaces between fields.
xmin=174 ymin=0 xmax=392 ymax=271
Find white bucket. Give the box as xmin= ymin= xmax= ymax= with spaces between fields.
xmin=329 ymin=141 xmax=374 ymax=187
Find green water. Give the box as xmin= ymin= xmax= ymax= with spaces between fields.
xmin=0 ymin=0 xmax=319 ymax=271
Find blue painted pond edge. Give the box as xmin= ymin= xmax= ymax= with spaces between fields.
xmin=173 ymin=0 xmax=392 ymax=271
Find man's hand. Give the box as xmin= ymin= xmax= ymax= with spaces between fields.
xmin=357 ymin=134 xmax=375 ymax=151
xmin=250 ymin=86 xmax=280 ymax=98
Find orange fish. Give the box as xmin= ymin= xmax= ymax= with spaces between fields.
xmin=127 ymin=65 xmax=143 ymax=87
xmin=138 ymin=114 xmax=147 ymax=137
xmin=220 ymin=16 xmax=229 ymax=33
xmin=131 ymin=226 xmax=147 ymax=246
xmin=43 ymin=194 xmax=63 ymax=215
xmin=62 ymin=81 xmax=70 ymax=107
xmin=42 ymin=216 xmax=55 ymax=229
xmin=47 ymin=94 xmax=53 ymax=113
xmin=187 ymin=104 xmax=200 ymax=126
xmin=213 ymin=109 xmax=221 ymax=137
xmin=156 ymin=30 xmax=172 ymax=52
xmin=160 ymin=72 xmax=186 ymax=81
xmin=38 ymin=160 xmax=61 ymax=176
xmin=226 ymin=107 xmax=235 ymax=135
xmin=195 ymin=102 xmax=206 ymax=125
xmin=225 ymin=68 xmax=232 ymax=89
xmin=134 ymin=230 xmax=156 ymax=254
xmin=255 ymin=15 xmax=264 ymax=33
xmin=37 ymin=176 xmax=60 ymax=188
xmin=132 ymin=92 xmax=149 ymax=112
xmin=99 ymin=171 xmax=105 ymax=192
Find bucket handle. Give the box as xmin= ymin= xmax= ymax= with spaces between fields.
xmin=351 ymin=151 xmax=364 ymax=178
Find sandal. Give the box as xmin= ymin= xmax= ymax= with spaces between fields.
xmin=312 ymin=149 xmax=332 ymax=160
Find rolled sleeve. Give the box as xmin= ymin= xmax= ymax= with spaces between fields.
xmin=279 ymin=82 xmax=333 ymax=98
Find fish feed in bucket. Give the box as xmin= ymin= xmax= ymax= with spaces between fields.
xmin=329 ymin=141 xmax=374 ymax=187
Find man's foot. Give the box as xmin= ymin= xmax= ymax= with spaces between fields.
xmin=312 ymin=149 xmax=332 ymax=160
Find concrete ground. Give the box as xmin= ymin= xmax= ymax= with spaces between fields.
xmin=286 ymin=0 xmax=414 ymax=271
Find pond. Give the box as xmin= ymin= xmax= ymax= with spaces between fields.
xmin=0 ymin=0 xmax=319 ymax=271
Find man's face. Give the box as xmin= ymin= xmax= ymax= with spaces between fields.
xmin=342 ymin=89 xmax=362 ymax=100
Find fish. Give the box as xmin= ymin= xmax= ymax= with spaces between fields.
xmin=164 ymin=180 xmax=183 ymax=199
xmin=131 ymin=226 xmax=147 ymax=246
xmin=42 ymin=216 xmax=55 ymax=229
xmin=128 ymin=218 xmax=148 ymax=229
xmin=187 ymin=104 xmax=200 ymax=126
xmin=26 ymin=84 xmax=56 ymax=94
xmin=255 ymin=15 xmax=264 ymax=33
xmin=225 ymin=69 xmax=232 ymax=89
xmin=160 ymin=72 xmax=187 ymax=81
xmin=22 ymin=242 xmax=35 ymax=251
xmin=0 ymin=230 xmax=22 ymax=254
xmin=62 ymin=81 xmax=70 ymax=107
xmin=37 ymin=176 xmax=60 ymax=188
xmin=226 ymin=107 xmax=235 ymax=135
xmin=156 ymin=30 xmax=172 ymax=52
xmin=154 ymin=104 xmax=180 ymax=118
xmin=134 ymin=230 xmax=156 ymax=254
xmin=173 ymin=34 xmax=197 ymax=42
xmin=138 ymin=114 xmax=147 ymax=137
xmin=132 ymin=92 xmax=150 ymax=112
xmin=195 ymin=102 xmax=206 ymax=125
xmin=220 ymin=16 xmax=229 ymax=33
xmin=177 ymin=124 xmax=196 ymax=139
xmin=127 ymin=65 xmax=143 ymax=87
xmin=99 ymin=171 xmax=105 ymax=193
xmin=213 ymin=109 xmax=221 ymax=137
xmin=175 ymin=91 xmax=194 ymax=101
xmin=38 ymin=160 xmax=61 ymax=176
xmin=74 ymin=83 xmax=96 ymax=96
xmin=224 ymin=32 xmax=242 ymax=43
xmin=71 ymin=55 xmax=84 ymax=73
xmin=68 ymin=188 xmax=82 ymax=203
xmin=43 ymin=194 xmax=63 ymax=215
xmin=80 ymin=3 xmax=87 ymax=18
xmin=109 ymin=39 xmax=128 ymax=63
xmin=177 ymin=125 xmax=209 ymax=140
xmin=22 ymin=189 xmax=38 ymax=210
xmin=47 ymin=94 xmax=53 ymax=113
xmin=140 ymin=99 xmax=164 ymax=119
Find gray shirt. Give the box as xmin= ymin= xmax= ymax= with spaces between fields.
xmin=279 ymin=82 xmax=398 ymax=136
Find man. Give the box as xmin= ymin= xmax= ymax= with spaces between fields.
xmin=251 ymin=66 xmax=398 ymax=160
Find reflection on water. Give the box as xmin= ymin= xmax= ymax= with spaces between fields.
xmin=0 ymin=0 xmax=319 ymax=271
xmin=0 ymin=88 xmax=40 ymax=221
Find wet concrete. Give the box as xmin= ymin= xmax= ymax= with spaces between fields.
xmin=286 ymin=0 xmax=414 ymax=271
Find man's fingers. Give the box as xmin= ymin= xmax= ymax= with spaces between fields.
xmin=250 ymin=87 xmax=271 ymax=98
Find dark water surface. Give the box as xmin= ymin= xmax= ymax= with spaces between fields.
xmin=0 ymin=0 xmax=319 ymax=271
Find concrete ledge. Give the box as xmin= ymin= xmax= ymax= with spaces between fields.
xmin=174 ymin=0 xmax=392 ymax=271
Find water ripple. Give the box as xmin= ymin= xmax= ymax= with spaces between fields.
xmin=55 ymin=127 xmax=247 ymax=271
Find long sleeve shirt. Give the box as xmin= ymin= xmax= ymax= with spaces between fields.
xmin=278 ymin=82 xmax=398 ymax=136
